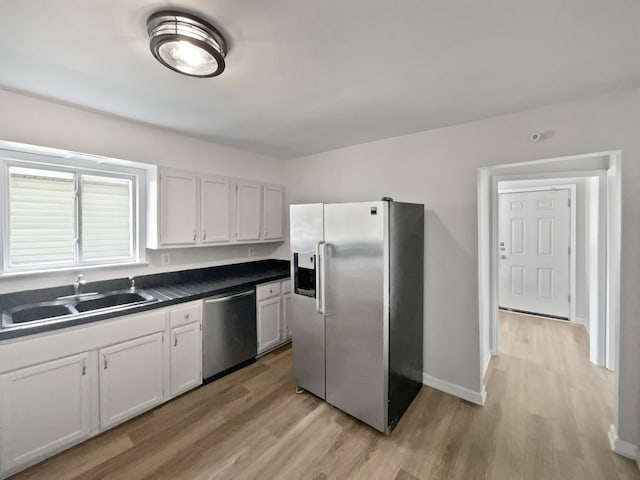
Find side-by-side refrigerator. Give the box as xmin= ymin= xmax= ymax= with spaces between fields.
xmin=290 ymin=200 xmax=424 ymax=433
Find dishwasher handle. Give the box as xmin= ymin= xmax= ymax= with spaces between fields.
xmin=204 ymin=290 xmax=254 ymax=304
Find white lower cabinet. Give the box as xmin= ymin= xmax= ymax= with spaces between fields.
xmin=257 ymin=296 xmax=282 ymax=354
xmin=283 ymin=292 xmax=292 ymax=339
xmin=99 ymin=333 xmax=164 ymax=430
xmin=0 ymin=353 xmax=91 ymax=475
xmin=170 ymin=322 xmax=202 ymax=397
xmin=256 ymin=279 xmax=292 ymax=354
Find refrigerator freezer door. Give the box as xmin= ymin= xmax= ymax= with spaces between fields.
xmin=291 ymin=295 xmax=325 ymax=398
xmin=290 ymin=203 xmax=326 ymax=399
xmin=324 ymin=201 xmax=388 ymax=432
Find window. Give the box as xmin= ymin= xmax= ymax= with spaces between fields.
xmin=1 ymin=146 xmax=146 ymax=273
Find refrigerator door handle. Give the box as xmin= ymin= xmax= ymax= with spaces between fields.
xmin=320 ymin=242 xmax=328 ymax=316
xmin=315 ymin=241 xmax=325 ymax=314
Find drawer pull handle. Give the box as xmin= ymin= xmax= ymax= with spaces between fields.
xmin=185 ymin=313 xmax=190 ymax=320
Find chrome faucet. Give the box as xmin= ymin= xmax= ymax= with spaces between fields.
xmin=73 ymin=274 xmax=86 ymax=295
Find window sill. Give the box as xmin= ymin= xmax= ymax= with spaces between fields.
xmin=1 ymin=261 xmax=150 ymax=278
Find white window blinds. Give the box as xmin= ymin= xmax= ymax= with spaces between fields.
xmin=81 ymin=175 xmax=132 ymax=261
xmin=6 ymin=164 xmax=137 ymax=271
xmin=9 ymin=167 xmax=76 ymax=267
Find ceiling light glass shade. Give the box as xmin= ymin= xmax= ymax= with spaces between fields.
xmin=147 ymin=11 xmax=227 ymax=77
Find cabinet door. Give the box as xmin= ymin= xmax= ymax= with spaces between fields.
xmin=160 ymin=170 xmax=198 ymax=246
xmin=200 ymin=176 xmax=230 ymax=244
xmin=283 ymin=292 xmax=292 ymax=340
xmin=257 ymin=297 xmax=282 ymax=354
xmin=170 ymin=323 xmax=202 ymax=397
xmin=263 ymin=185 xmax=284 ymax=240
xmin=99 ymin=333 xmax=164 ymax=430
xmin=236 ymin=181 xmax=262 ymax=241
xmin=0 ymin=353 xmax=90 ymax=474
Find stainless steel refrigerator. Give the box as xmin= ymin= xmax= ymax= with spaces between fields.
xmin=290 ymin=200 xmax=424 ymax=433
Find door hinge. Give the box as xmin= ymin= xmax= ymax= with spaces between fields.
xmin=235 ymin=185 xmax=238 ymax=191
xmin=568 ymin=295 xmax=571 ymax=303
xmin=568 ymin=247 xmax=571 ymax=255
xmin=81 ymin=358 xmax=87 ymax=376
xmin=199 ymin=323 xmax=202 ymax=331
xmin=568 ymin=199 xmax=571 ymax=207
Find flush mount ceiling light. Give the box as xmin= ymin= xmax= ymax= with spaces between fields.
xmin=147 ymin=11 xmax=227 ymax=78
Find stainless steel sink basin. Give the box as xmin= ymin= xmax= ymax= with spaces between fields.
xmin=10 ymin=303 xmax=75 ymax=324
xmin=2 ymin=289 xmax=157 ymax=328
xmin=75 ymin=291 xmax=154 ymax=313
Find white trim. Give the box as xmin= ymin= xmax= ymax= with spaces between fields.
xmin=422 ymin=373 xmax=486 ymax=406
xmin=483 ymin=352 xmax=492 ymax=379
xmin=575 ymin=316 xmax=590 ymax=334
xmin=608 ymin=424 xmax=640 ymax=463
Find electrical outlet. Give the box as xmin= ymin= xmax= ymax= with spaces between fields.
xmin=248 ymin=247 xmax=255 ymax=257
xmin=161 ymin=253 xmax=171 ymax=266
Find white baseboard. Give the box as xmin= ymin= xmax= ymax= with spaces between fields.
xmin=575 ymin=316 xmax=590 ymax=334
xmin=423 ymin=373 xmax=486 ymax=406
xmin=483 ymin=353 xmax=492 ymax=379
xmin=609 ymin=424 xmax=640 ymax=467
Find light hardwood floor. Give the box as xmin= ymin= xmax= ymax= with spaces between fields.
xmin=10 ymin=311 xmax=639 ymax=479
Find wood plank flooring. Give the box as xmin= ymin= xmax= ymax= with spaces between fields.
xmin=10 ymin=311 xmax=639 ymax=479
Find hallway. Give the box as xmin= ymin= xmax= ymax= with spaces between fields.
xmin=490 ymin=310 xmax=631 ymax=478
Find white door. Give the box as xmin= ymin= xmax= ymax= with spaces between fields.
xmin=99 ymin=333 xmax=164 ymax=429
xmin=236 ymin=181 xmax=261 ymax=241
xmin=160 ymin=169 xmax=198 ymax=245
xmin=200 ymin=175 xmax=230 ymax=244
xmin=257 ymin=297 xmax=282 ymax=353
xmin=170 ymin=323 xmax=202 ymax=397
xmin=498 ymin=189 xmax=571 ymax=318
xmin=263 ymin=185 xmax=284 ymax=240
xmin=0 ymin=353 xmax=90 ymax=474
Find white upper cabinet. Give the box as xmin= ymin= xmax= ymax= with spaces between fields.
xmin=159 ymin=169 xmax=198 ymax=246
xmin=236 ymin=181 xmax=262 ymax=241
xmin=147 ymin=166 xmax=284 ymax=249
xmin=263 ymin=184 xmax=284 ymax=240
xmin=200 ymin=175 xmax=231 ymax=244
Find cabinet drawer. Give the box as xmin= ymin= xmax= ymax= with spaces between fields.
xmin=257 ymin=282 xmax=281 ymax=301
xmin=282 ymin=279 xmax=292 ymax=294
xmin=169 ymin=302 xmax=202 ymax=328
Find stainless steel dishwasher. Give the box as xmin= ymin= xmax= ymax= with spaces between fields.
xmin=202 ymin=289 xmax=257 ymax=382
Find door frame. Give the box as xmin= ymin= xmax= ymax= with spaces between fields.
xmin=496 ymin=184 xmax=577 ymax=323
xmin=477 ymin=150 xmax=621 ymax=445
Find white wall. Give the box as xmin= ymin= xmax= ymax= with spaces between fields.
xmin=279 ymin=87 xmax=640 ymax=447
xmin=0 ymin=89 xmax=285 ymax=294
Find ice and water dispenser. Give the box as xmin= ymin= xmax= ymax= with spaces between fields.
xmin=293 ymin=252 xmax=316 ymax=298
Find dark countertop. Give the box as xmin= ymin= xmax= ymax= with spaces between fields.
xmin=0 ymin=259 xmax=290 ymax=341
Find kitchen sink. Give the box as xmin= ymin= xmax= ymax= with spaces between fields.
xmin=2 ymin=289 xmax=157 ymax=327
xmin=75 ymin=292 xmax=154 ymax=312
xmin=10 ymin=303 xmax=75 ymax=324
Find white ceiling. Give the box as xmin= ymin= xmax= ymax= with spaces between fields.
xmin=1 ymin=1 xmax=639 ymax=159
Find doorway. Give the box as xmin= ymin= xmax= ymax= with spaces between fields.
xmin=477 ymin=151 xmax=621 ymax=453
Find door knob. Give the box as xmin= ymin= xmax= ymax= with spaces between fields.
xmin=500 ymin=255 xmax=507 ymax=260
